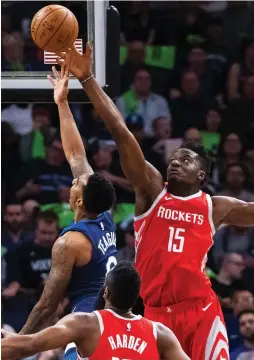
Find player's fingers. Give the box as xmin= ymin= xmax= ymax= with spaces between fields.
xmin=60 ymin=60 xmax=65 ymax=79
xmin=52 ymin=66 xmax=60 ymax=80
xmin=85 ymin=42 xmax=92 ymax=56
xmin=57 ymin=51 xmax=66 ymax=60
xmin=47 ymin=75 xmax=56 ymax=86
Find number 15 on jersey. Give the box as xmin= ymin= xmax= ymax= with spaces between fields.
xmin=168 ymin=227 xmax=185 ymax=253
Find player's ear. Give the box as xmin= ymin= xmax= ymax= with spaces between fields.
xmin=103 ymin=287 xmax=109 ymax=300
xmin=75 ymin=197 xmax=83 ymax=207
xmin=198 ymin=170 xmax=205 ymax=182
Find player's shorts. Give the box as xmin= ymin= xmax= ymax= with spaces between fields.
xmin=64 ymin=295 xmax=97 ymax=360
xmin=145 ymin=290 xmax=229 ymax=360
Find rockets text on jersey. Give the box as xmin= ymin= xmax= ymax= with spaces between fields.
xmin=134 ymin=187 xmax=215 ymax=307
xmin=86 ymin=309 xmax=159 ymax=360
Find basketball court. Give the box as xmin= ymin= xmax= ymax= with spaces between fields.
xmin=1 ymin=0 xmax=120 ymax=102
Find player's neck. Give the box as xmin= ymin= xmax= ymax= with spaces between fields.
xmin=74 ymin=208 xmax=87 ymax=222
xmin=106 ymin=305 xmax=134 ymax=318
xmin=167 ymin=182 xmax=200 ymax=197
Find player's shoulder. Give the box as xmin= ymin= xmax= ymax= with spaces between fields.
xmin=155 ymin=321 xmax=177 ymax=342
xmin=65 ymin=311 xmax=98 ymax=332
xmin=54 ymin=231 xmax=92 ymax=258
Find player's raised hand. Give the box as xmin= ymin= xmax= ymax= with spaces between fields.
xmin=47 ymin=61 xmax=69 ymax=105
xmin=57 ymin=42 xmax=93 ymax=81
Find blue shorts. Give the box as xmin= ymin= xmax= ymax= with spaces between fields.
xmin=64 ymin=296 xmax=97 ymax=360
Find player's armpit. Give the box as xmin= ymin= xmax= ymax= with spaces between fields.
xmin=1 ymin=313 xmax=92 ymax=360
xmin=212 ymin=196 xmax=254 ymax=227
xmin=156 ymin=322 xmax=190 ymax=360
xmin=20 ymin=235 xmax=78 ymax=335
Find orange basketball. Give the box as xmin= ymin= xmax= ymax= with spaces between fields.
xmin=31 ymin=5 xmax=79 ymax=52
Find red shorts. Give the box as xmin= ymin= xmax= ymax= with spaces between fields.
xmin=145 ymin=291 xmax=229 ymax=360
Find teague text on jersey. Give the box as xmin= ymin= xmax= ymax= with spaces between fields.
xmin=157 ymin=206 xmax=204 ymax=225
xmin=98 ymin=232 xmax=116 ymax=255
xmin=108 ymin=334 xmax=147 ymax=354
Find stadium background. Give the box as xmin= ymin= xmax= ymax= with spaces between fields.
xmin=1 ymin=1 xmax=254 ymax=359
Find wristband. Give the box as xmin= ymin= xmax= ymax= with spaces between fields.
xmin=79 ymin=74 xmax=94 ymax=85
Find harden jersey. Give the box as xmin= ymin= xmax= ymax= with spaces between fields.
xmin=87 ymin=309 xmax=159 ymax=360
xmin=134 ymin=187 xmax=215 ymax=307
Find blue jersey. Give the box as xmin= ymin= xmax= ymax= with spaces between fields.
xmin=60 ymin=211 xmax=117 ymax=312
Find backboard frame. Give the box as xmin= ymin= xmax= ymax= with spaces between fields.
xmin=1 ymin=2 xmax=120 ymax=103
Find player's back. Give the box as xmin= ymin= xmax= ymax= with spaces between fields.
xmin=134 ymin=187 xmax=214 ymax=307
xmin=60 ymin=211 xmax=117 ymax=311
xmin=87 ymin=309 xmax=159 ymax=360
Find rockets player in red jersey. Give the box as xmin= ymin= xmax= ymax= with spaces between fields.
xmin=57 ymin=44 xmax=254 ymax=360
xmin=1 ymin=262 xmax=189 ymax=360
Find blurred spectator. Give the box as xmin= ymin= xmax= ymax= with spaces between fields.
xmin=1 ymin=104 xmax=33 ymax=136
xmin=225 ymin=75 xmax=254 ymax=137
xmin=212 ymin=225 xmax=254 ymax=271
xmin=116 ymin=67 xmax=171 ymax=137
xmin=184 ymin=127 xmax=201 ymax=145
xmin=211 ymin=133 xmax=243 ymax=188
xmin=120 ymin=2 xmax=156 ymax=45
xmin=170 ymin=71 xmax=214 ymax=137
xmin=2 ymin=28 xmax=25 ymax=71
xmin=225 ymin=289 xmax=254 ymax=351
xmin=2 ymin=202 xmax=34 ymax=253
xmin=218 ymin=163 xmax=254 ymax=201
xmin=20 ymin=105 xmax=57 ymax=163
xmin=15 ymin=134 xmax=72 ymax=204
xmin=120 ymin=41 xmax=170 ymax=95
xmin=244 ymin=147 xmax=254 ymax=190
xmin=2 ymin=122 xmax=23 ymax=198
xmin=88 ymin=138 xmax=134 ymax=204
xmin=16 ymin=211 xmax=59 ymax=294
xmin=227 ymin=38 xmax=254 ymax=100
xmin=117 ymin=217 xmax=135 ymax=262
xmin=200 ymin=108 xmax=221 ymax=154
xmin=23 ymin=199 xmax=40 ymax=232
xmin=230 ymin=310 xmax=254 ymax=359
xmin=1 ymin=249 xmax=30 ymax=332
xmin=171 ymin=45 xmax=222 ymax=99
xmin=211 ymin=253 xmax=245 ymax=308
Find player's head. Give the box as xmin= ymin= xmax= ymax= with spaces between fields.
xmin=103 ymin=261 xmax=141 ymax=312
xmin=166 ymin=141 xmax=211 ymax=191
xmin=69 ymin=172 xmax=116 ymax=215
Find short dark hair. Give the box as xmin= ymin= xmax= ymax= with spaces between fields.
xmin=180 ymin=141 xmax=212 ymax=175
xmin=106 ymin=261 xmax=141 ymax=312
xmin=37 ymin=211 xmax=59 ymax=225
xmin=238 ymin=309 xmax=254 ymax=320
xmin=83 ymin=173 xmax=116 ymax=214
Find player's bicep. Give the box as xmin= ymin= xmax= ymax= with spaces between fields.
xmin=212 ymin=196 xmax=254 ymax=227
xmin=69 ymin=155 xmax=93 ymax=178
xmin=38 ymin=237 xmax=75 ymax=309
xmin=156 ymin=323 xmax=190 ymax=360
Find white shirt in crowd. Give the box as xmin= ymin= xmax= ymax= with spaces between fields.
xmin=1 ymin=104 xmax=33 ymax=135
xmin=116 ymin=92 xmax=171 ymax=137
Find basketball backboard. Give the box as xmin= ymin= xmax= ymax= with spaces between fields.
xmin=1 ymin=1 xmax=120 ymax=103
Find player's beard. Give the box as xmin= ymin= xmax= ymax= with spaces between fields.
xmin=95 ymin=286 xmax=106 ymax=310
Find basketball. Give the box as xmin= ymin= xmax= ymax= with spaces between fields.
xmin=31 ymin=5 xmax=79 ymax=52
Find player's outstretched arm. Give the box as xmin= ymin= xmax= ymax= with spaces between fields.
xmin=20 ymin=232 xmax=91 ymax=335
xmin=48 ymin=62 xmax=93 ymax=178
xmin=2 ymin=312 xmax=92 ymax=360
xmin=156 ymin=322 xmax=190 ymax=360
xmin=57 ymin=45 xmax=163 ymax=200
xmin=212 ymin=196 xmax=254 ymax=227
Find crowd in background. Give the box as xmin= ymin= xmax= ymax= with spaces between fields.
xmin=1 ymin=1 xmax=254 ymax=359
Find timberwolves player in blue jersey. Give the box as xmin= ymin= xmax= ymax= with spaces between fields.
xmin=19 ymin=62 xmax=117 ymax=359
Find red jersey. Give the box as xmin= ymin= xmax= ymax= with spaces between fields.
xmin=88 ymin=309 xmax=159 ymax=360
xmin=134 ymin=188 xmax=215 ymax=307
